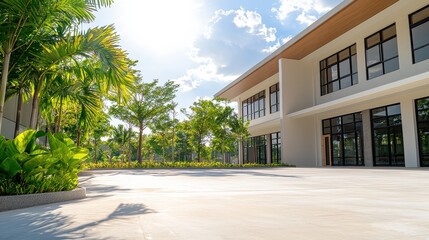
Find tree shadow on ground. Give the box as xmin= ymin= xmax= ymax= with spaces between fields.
xmin=109 ymin=168 xmax=301 ymax=178
xmin=0 ymin=203 xmax=155 ymax=240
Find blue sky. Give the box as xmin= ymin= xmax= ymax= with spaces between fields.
xmin=87 ymin=0 xmax=342 ymax=117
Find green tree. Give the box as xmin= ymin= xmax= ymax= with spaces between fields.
xmin=212 ymin=100 xmax=249 ymax=163
xmin=175 ymin=120 xmax=193 ymax=161
xmin=110 ymin=79 xmax=178 ymax=163
xmin=0 ymin=0 xmax=114 ymax=130
xmin=30 ymin=25 xmax=134 ymax=132
xmin=88 ymin=112 xmax=111 ymax=163
xmin=109 ymin=124 xmax=133 ymax=162
xmin=184 ymin=99 xmax=220 ymax=162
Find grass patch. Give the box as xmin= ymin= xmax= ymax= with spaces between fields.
xmin=84 ymin=161 xmax=292 ymax=169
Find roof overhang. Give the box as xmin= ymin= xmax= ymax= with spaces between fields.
xmin=215 ymin=0 xmax=399 ymax=100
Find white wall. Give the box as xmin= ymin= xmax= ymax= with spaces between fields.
xmin=1 ymin=96 xmax=32 ymax=139
xmin=235 ymin=73 xmax=281 ymax=136
xmin=299 ymin=0 xmax=429 ymax=108
xmin=280 ymin=58 xmax=317 ymax=166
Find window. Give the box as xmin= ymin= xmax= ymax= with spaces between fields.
xmin=365 ymin=24 xmax=399 ymax=79
xmin=320 ymin=44 xmax=358 ymax=95
xmin=243 ymin=135 xmax=267 ymax=164
xmin=242 ymin=91 xmax=265 ymax=121
xmin=270 ymin=83 xmax=280 ymax=113
xmin=253 ymin=91 xmax=265 ymax=119
xmin=371 ymin=104 xmax=404 ymax=166
xmin=410 ymin=5 xmax=429 ymax=63
xmin=271 ymin=132 xmax=281 ymax=164
xmin=242 ymin=98 xmax=252 ymax=121
xmin=322 ymin=113 xmax=364 ymax=166
xmin=416 ymin=97 xmax=429 ymax=166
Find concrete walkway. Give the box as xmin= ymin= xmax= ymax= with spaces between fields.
xmin=1 ymin=168 xmax=429 ymax=239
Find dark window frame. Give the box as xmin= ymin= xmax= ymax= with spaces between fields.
xmin=270 ymin=132 xmax=281 ymax=164
xmin=320 ymin=44 xmax=358 ymax=96
xmin=365 ymin=23 xmax=399 ymax=80
xmin=322 ymin=112 xmax=364 ymax=166
xmin=370 ymin=103 xmax=405 ymax=166
xmin=415 ymin=96 xmax=429 ymax=167
xmin=243 ymin=135 xmax=267 ymax=164
xmin=409 ymin=4 xmax=429 ymax=63
xmin=242 ymin=91 xmax=266 ymax=121
xmin=270 ymin=83 xmax=280 ymax=113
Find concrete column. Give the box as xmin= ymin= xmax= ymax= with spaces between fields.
xmin=238 ymin=141 xmax=243 ymax=165
xmin=237 ymin=97 xmax=243 ymax=165
xmin=279 ymin=59 xmax=286 ymax=164
xmin=401 ymin=98 xmax=419 ymax=167
xmin=362 ymin=110 xmax=373 ymax=167
xmin=266 ymin=134 xmax=272 ymax=164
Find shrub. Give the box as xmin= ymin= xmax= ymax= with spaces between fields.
xmin=84 ymin=161 xmax=290 ymax=169
xmin=0 ymin=130 xmax=88 ymax=195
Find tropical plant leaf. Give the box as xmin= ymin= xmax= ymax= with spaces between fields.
xmin=73 ymin=148 xmax=89 ymax=160
xmin=48 ymin=132 xmax=68 ymax=153
xmin=23 ymin=155 xmax=49 ymax=172
xmin=0 ymin=157 xmax=22 ymax=178
xmin=13 ymin=129 xmax=37 ymax=154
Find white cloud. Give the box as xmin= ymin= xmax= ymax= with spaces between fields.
xmin=206 ymin=7 xmax=277 ymax=43
xmin=272 ymin=0 xmax=336 ymax=26
xmin=175 ymin=7 xmax=280 ymax=92
xmin=174 ymin=47 xmax=238 ymax=92
xmin=262 ymin=36 xmax=293 ymax=53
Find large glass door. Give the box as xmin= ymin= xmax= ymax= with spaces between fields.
xmin=371 ymin=104 xmax=404 ymax=166
xmin=322 ymin=112 xmax=364 ymax=166
xmin=416 ymin=97 xmax=429 ymax=166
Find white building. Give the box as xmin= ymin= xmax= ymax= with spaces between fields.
xmin=1 ymin=96 xmax=32 ymax=139
xmin=215 ymin=0 xmax=429 ymax=167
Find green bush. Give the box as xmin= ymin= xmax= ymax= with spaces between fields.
xmin=84 ymin=161 xmax=290 ymax=169
xmin=0 ymin=130 xmax=88 ymax=195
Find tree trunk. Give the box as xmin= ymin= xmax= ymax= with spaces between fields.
xmin=76 ymin=127 xmax=81 ymax=147
xmin=30 ymin=80 xmax=42 ymax=129
xmin=93 ymin=140 xmax=98 ymax=163
xmin=223 ymin=148 xmax=226 ymax=164
xmin=171 ymin=126 xmax=175 ymax=161
xmin=128 ymin=126 xmax=132 ymax=163
xmin=55 ymin=97 xmax=63 ymax=133
xmin=0 ymin=51 xmax=11 ymax=131
xmin=14 ymin=89 xmax=23 ymax=138
xmin=137 ymin=123 xmax=143 ymax=164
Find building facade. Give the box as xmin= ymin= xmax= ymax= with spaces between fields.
xmin=215 ymin=0 xmax=429 ymax=167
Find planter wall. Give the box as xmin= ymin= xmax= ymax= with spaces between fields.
xmin=0 ymin=187 xmax=86 ymax=212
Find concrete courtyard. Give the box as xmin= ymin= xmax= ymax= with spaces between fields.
xmin=1 ymin=168 xmax=429 ymax=239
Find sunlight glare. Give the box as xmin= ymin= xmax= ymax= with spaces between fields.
xmin=116 ymin=0 xmax=202 ymax=55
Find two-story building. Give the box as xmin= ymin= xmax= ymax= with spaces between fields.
xmin=215 ymin=0 xmax=429 ymax=167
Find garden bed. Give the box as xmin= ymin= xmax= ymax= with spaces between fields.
xmin=0 ymin=187 xmax=86 ymax=212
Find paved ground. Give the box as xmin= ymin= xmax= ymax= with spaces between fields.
xmin=1 ymin=168 xmax=429 ymax=240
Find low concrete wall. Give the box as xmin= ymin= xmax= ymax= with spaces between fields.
xmin=0 ymin=187 xmax=86 ymax=212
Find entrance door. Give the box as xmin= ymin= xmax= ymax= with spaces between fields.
xmin=322 ymin=135 xmax=332 ymax=166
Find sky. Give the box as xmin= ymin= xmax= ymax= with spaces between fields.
xmin=87 ymin=0 xmax=342 ymax=118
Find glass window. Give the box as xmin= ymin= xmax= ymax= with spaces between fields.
xmin=365 ymin=24 xmax=399 ymax=80
xmin=371 ymin=103 xmax=404 ymax=166
xmin=270 ymin=83 xmax=280 ymax=114
xmin=271 ymin=132 xmax=281 ymax=164
xmin=320 ymin=44 xmax=358 ymax=95
xmin=322 ymin=112 xmax=363 ymax=166
xmin=410 ymin=5 xmax=429 ymax=63
xmin=241 ymin=91 xmax=265 ymax=121
xmin=416 ymin=97 xmax=429 ymax=166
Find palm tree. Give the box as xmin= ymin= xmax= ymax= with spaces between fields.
xmin=110 ymin=124 xmax=132 ymax=162
xmin=0 ymin=0 xmax=113 ymax=130
xmin=29 ymin=25 xmax=135 ymax=131
xmin=110 ymin=79 xmax=178 ymax=163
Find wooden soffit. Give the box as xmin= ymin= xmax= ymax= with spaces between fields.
xmin=216 ymin=0 xmax=399 ymax=100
